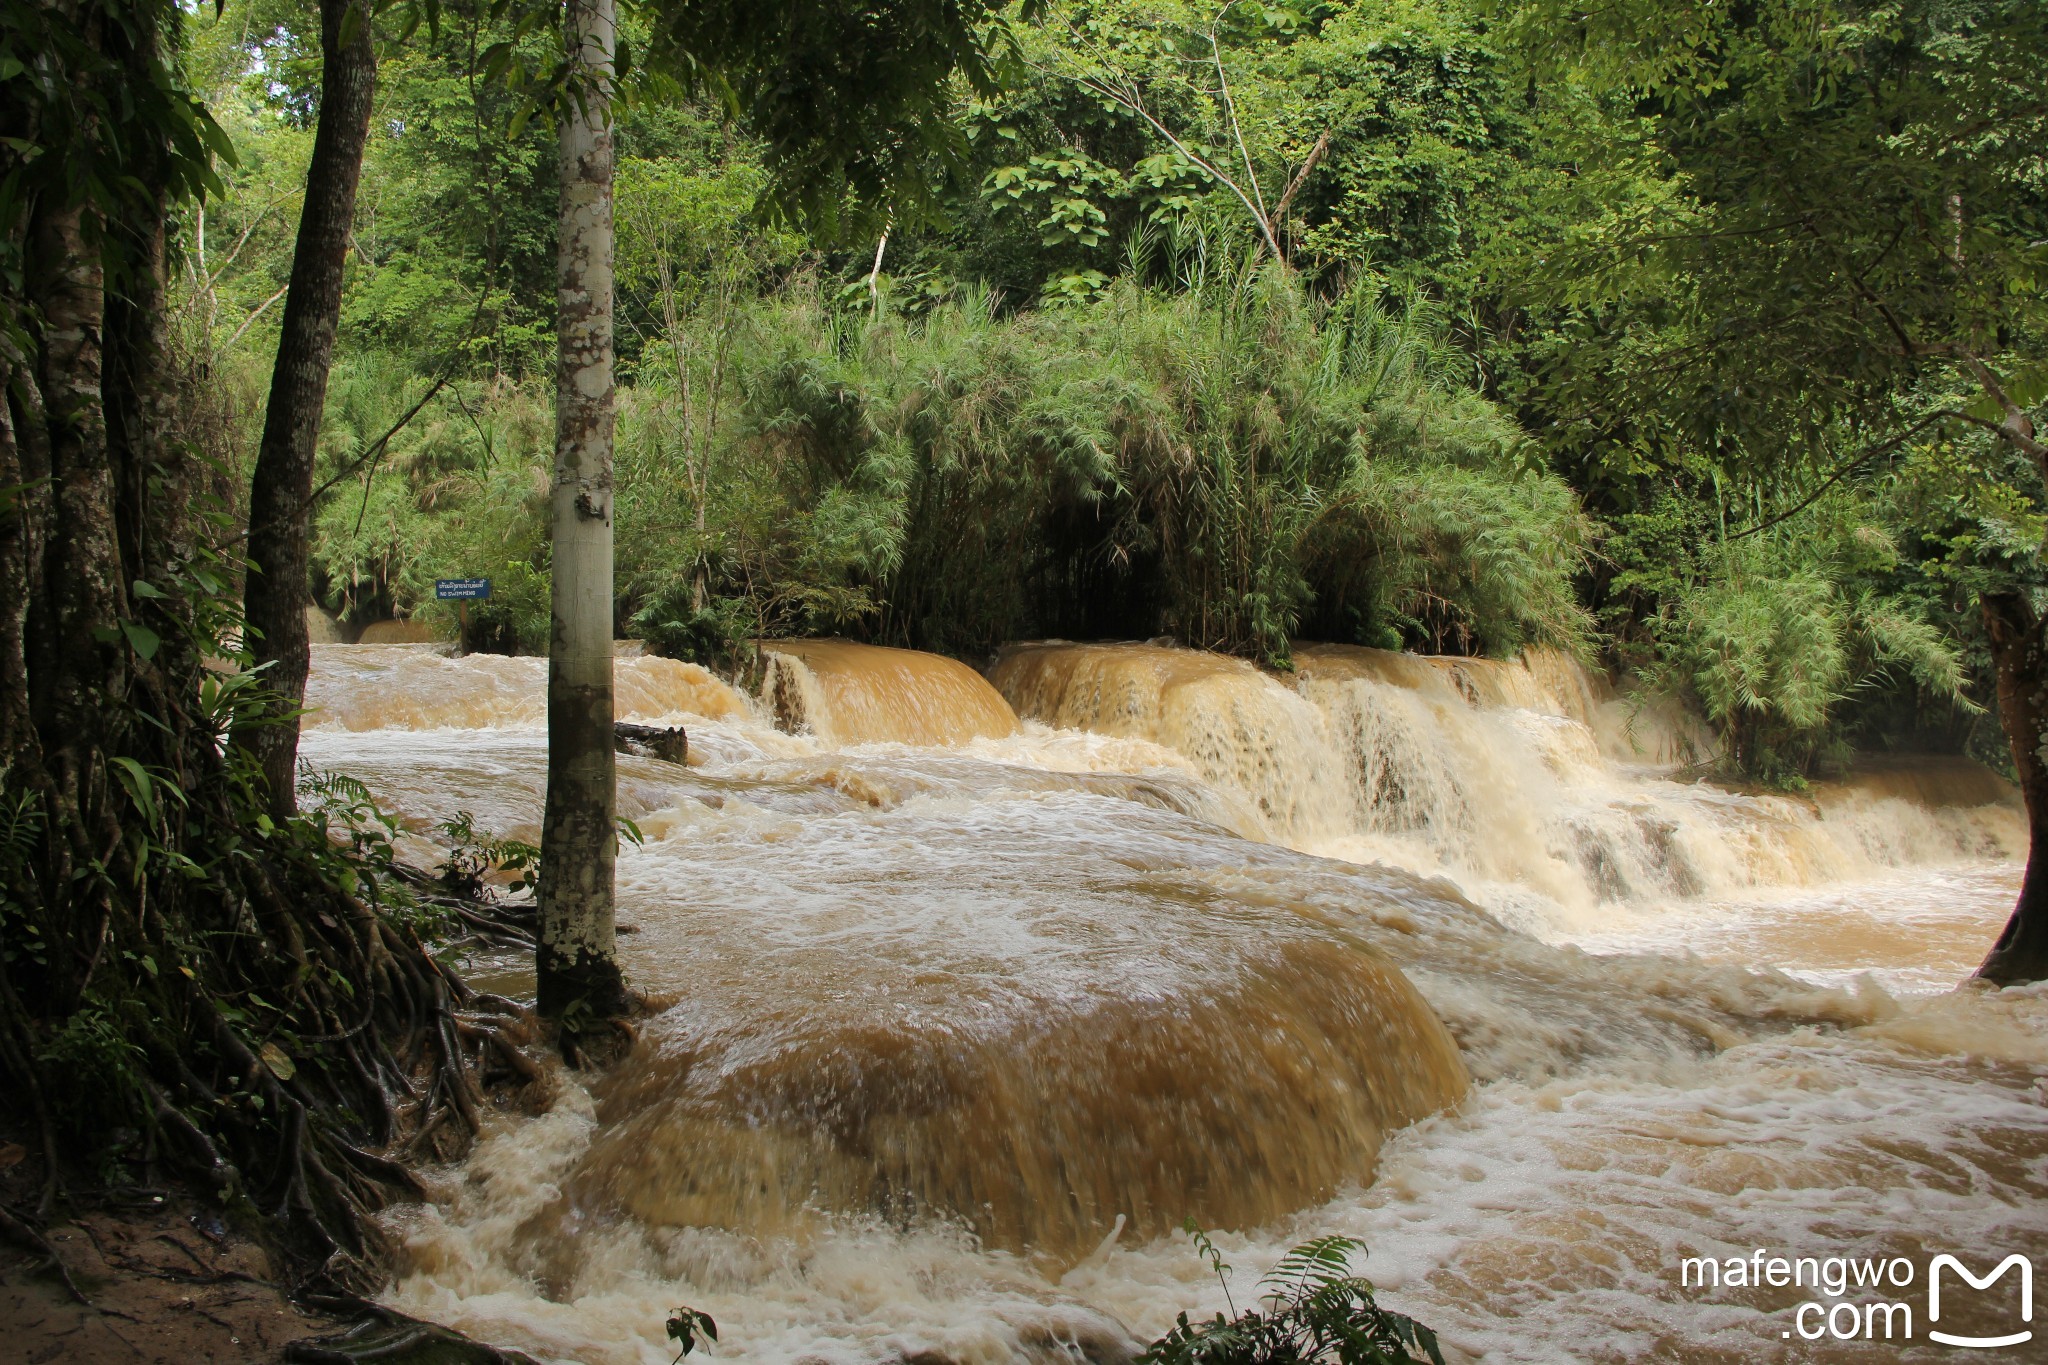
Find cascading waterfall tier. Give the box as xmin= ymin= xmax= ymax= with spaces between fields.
xmin=286 ymin=639 xmax=2047 ymax=1365
xmin=988 ymin=641 xmax=1347 ymax=841
xmin=760 ymin=639 xmax=1019 ymax=746
xmin=557 ymin=923 xmax=1467 ymax=1260
xmin=302 ymin=640 xmax=1468 ymax=1259
xmin=396 ymin=754 xmax=1475 ymax=1261
xmin=993 ymin=640 xmax=2024 ymax=930
xmin=304 ymin=643 xmax=750 ymax=732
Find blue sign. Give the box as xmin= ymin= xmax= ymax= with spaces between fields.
xmin=435 ymin=578 xmax=493 ymax=600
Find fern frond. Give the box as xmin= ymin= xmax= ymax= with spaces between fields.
xmin=1261 ymin=1234 xmax=1365 ymax=1295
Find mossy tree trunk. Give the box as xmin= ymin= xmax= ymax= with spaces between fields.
xmin=0 ymin=0 xmax=522 ymax=1279
xmin=537 ymin=0 xmax=629 ymax=1031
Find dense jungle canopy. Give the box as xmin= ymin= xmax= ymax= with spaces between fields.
xmin=188 ymin=0 xmax=2044 ymax=779
xmin=1 ymin=0 xmax=2045 ymax=1300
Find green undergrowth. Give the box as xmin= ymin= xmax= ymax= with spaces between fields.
xmin=309 ymin=271 xmax=1591 ymax=670
xmin=1142 ymin=1224 xmax=1443 ymax=1365
xmin=659 ymin=1227 xmax=1441 ymax=1365
xmin=1 ymin=621 xmax=543 ymax=1286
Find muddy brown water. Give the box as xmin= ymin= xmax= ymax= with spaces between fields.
xmin=299 ymin=641 xmax=2048 ymax=1364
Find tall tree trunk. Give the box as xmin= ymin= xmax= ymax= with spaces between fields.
xmin=0 ymin=332 xmax=42 ymax=787
xmin=0 ymin=0 xmax=515 ymax=1270
xmin=26 ymin=202 xmax=127 ymax=757
xmin=537 ymin=0 xmax=628 ymax=1027
xmin=1979 ymin=591 xmax=2048 ymax=984
xmin=15 ymin=198 xmax=132 ymax=1015
xmin=231 ymin=0 xmax=376 ymax=819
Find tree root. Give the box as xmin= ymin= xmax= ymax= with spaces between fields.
xmin=0 ymin=1199 xmax=93 ymax=1307
xmin=0 ymin=752 xmax=566 ymax=1301
xmin=288 ymin=1295 xmax=545 ymax=1365
xmin=555 ymin=1014 xmax=638 ymax=1071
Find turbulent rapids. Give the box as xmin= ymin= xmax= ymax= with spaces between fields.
xmin=991 ymin=642 xmax=2021 ymax=933
xmin=298 ymin=639 xmax=2048 ymax=1364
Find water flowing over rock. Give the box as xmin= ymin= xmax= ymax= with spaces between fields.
xmin=304 ymin=644 xmax=750 ymax=732
xmin=759 ymin=639 xmax=1020 ymax=746
xmin=994 ymin=640 xmax=2023 ymax=935
xmin=304 ymin=646 xmax=1470 ymax=1256
xmin=292 ymin=640 xmax=2046 ymax=1365
xmin=561 ymin=933 xmax=1465 ymax=1259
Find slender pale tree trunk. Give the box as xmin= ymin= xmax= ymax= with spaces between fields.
xmin=232 ymin=0 xmax=377 ymax=818
xmin=537 ymin=0 xmax=628 ymax=1027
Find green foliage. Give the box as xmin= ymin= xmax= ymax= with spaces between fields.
xmin=635 ymin=0 xmax=1029 ymax=240
xmin=631 ymin=583 xmax=758 ymax=672
xmin=299 ymin=769 xmax=403 ymax=877
xmin=0 ymin=449 xmax=493 ymax=1216
xmin=1655 ymin=567 xmax=1850 ymax=784
xmin=296 ymin=766 xmax=466 ymax=942
xmin=313 ymin=260 xmax=1580 ymax=668
xmin=920 ymin=0 xmax=1522 ymax=302
xmin=1637 ymin=524 xmax=1975 ymax=785
xmin=1142 ymin=1226 xmax=1443 ymax=1365
xmin=0 ymin=791 xmax=47 ymax=971
xmin=35 ymin=1005 xmax=150 ymax=1141
xmin=620 ymin=269 xmax=1584 ymax=664
xmin=665 ymin=1306 xmax=718 ymax=1363
xmin=435 ymin=811 xmax=541 ymax=902
xmin=182 ymin=0 xmax=2018 ymax=786
xmin=307 ymin=359 xmax=555 ymax=649
xmin=345 ymin=10 xmax=562 ymax=370
xmin=1 ymin=0 xmax=232 ymax=287
xmin=1476 ymin=0 xmax=2048 ymax=775
xmin=1499 ymin=0 xmax=2048 ymax=537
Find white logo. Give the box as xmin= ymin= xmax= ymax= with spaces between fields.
xmin=1928 ymin=1254 xmax=2033 ymax=1349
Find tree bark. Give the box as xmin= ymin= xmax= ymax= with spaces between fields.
xmin=0 ymin=332 xmax=42 ymax=785
xmin=28 ymin=202 xmax=128 ymax=763
xmin=1978 ymin=590 xmax=2048 ymax=985
xmin=18 ymin=197 xmax=141 ymax=1015
xmin=537 ymin=0 xmax=628 ymax=1027
xmin=231 ymin=0 xmax=377 ymax=820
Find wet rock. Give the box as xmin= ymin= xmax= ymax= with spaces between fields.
xmin=614 ymin=721 xmax=688 ymax=764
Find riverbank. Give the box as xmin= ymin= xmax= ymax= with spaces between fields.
xmin=0 ymin=1186 xmax=546 ymax=1364
xmin=0 ymin=1189 xmax=333 ymax=1363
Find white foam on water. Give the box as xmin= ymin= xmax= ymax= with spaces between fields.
xmin=1079 ymin=995 xmax=2048 ymax=1364
xmin=292 ymin=642 xmax=2048 ymax=1364
xmin=382 ymin=986 xmax=2047 ymax=1364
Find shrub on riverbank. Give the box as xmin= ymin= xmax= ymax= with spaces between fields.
xmin=305 ymin=272 xmax=1589 ymax=669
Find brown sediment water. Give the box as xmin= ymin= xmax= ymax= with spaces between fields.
xmin=357 ymin=618 xmax=447 ymax=645
xmin=293 ymin=641 xmax=2047 ymax=1365
xmin=989 ymin=641 xmax=1346 ymax=840
xmin=995 ymin=641 xmax=2024 ymax=933
xmin=759 ymin=639 xmax=1018 ymax=745
xmin=305 ymin=644 xmax=750 ymax=732
xmin=562 ymin=935 xmax=1465 ymax=1261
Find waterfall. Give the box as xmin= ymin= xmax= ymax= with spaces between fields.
xmin=991 ymin=640 xmax=2024 ymax=935
xmin=290 ymin=639 xmax=2045 ymax=1365
xmin=758 ymin=640 xmax=1019 ymax=746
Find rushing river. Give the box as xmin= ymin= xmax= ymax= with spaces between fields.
xmin=299 ymin=640 xmax=2048 ymax=1364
